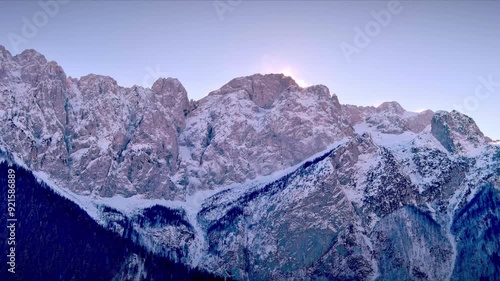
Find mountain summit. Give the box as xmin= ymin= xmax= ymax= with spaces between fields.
xmin=0 ymin=46 xmax=494 ymax=199
xmin=0 ymin=47 xmax=498 ymax=281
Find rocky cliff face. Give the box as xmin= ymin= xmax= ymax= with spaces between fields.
xmin=342 ymin=102 xmax=434 ymax=134
xmin=431 ymin=110 xmax=488 ymax=153
xmin=178 ymin=74 xmax=353 ymax=193
xmin=1 ymin=46 xmax=499 ymax=281
xmin=0 ymin=47 xmax=190 ymax=199
xmin=0 ymin=48 xmax=356 ymax=199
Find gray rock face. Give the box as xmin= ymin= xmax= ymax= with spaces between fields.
xmin=208 ymin=74 xmax=297 ymax=108
xmin=450 ymin=184 xmax=500 ymax=281
xmin=0 ymin=48 xmax=189 ymax=198
xmin=372 ymin=206 xmax=454 ymax=281
xmin=196 ymin=137 xmax=375 ymax=280
xmin=342 ymin=102 xmax=434 ymax=134
xmin=431 ymin=110 xmax=487 ymax=153
xmin=177 ymin=74 xmax=353 ymax=193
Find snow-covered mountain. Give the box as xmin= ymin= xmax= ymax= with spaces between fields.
xmin=0 ymin=46 xmax=499 ymax=281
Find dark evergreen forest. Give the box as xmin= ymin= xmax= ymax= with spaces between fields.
xmin=0 ymin=162 xmax=226 ymax=281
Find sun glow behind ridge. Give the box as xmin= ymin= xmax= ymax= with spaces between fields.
xmin=280 ymin=68 xmax=307 ymax=88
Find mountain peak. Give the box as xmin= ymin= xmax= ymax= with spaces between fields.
xmin=77 ymin=74 xmax=119 ymax=96
xmin=431 ymin=110 xmax=486 ymax=152
xmin=78 ymin=73 xmax=118 ymax=86
xmin=151 ymin=77 xmax=185 ymax=94
xmin=0 ymin=45 xmax=12 ymax=60
xmin=151 ymin=77 xmax=190 ymax=116
xmin=14 ymin=48 xmax=48 ymax=65
xmin=377 ymin=101 xmax=405 ymax=114
xmin=208 ymin=73 xmax=299 ymax=108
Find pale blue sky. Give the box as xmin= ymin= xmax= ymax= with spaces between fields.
xmin=0 ymin=1 xmax=499 ymax=139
